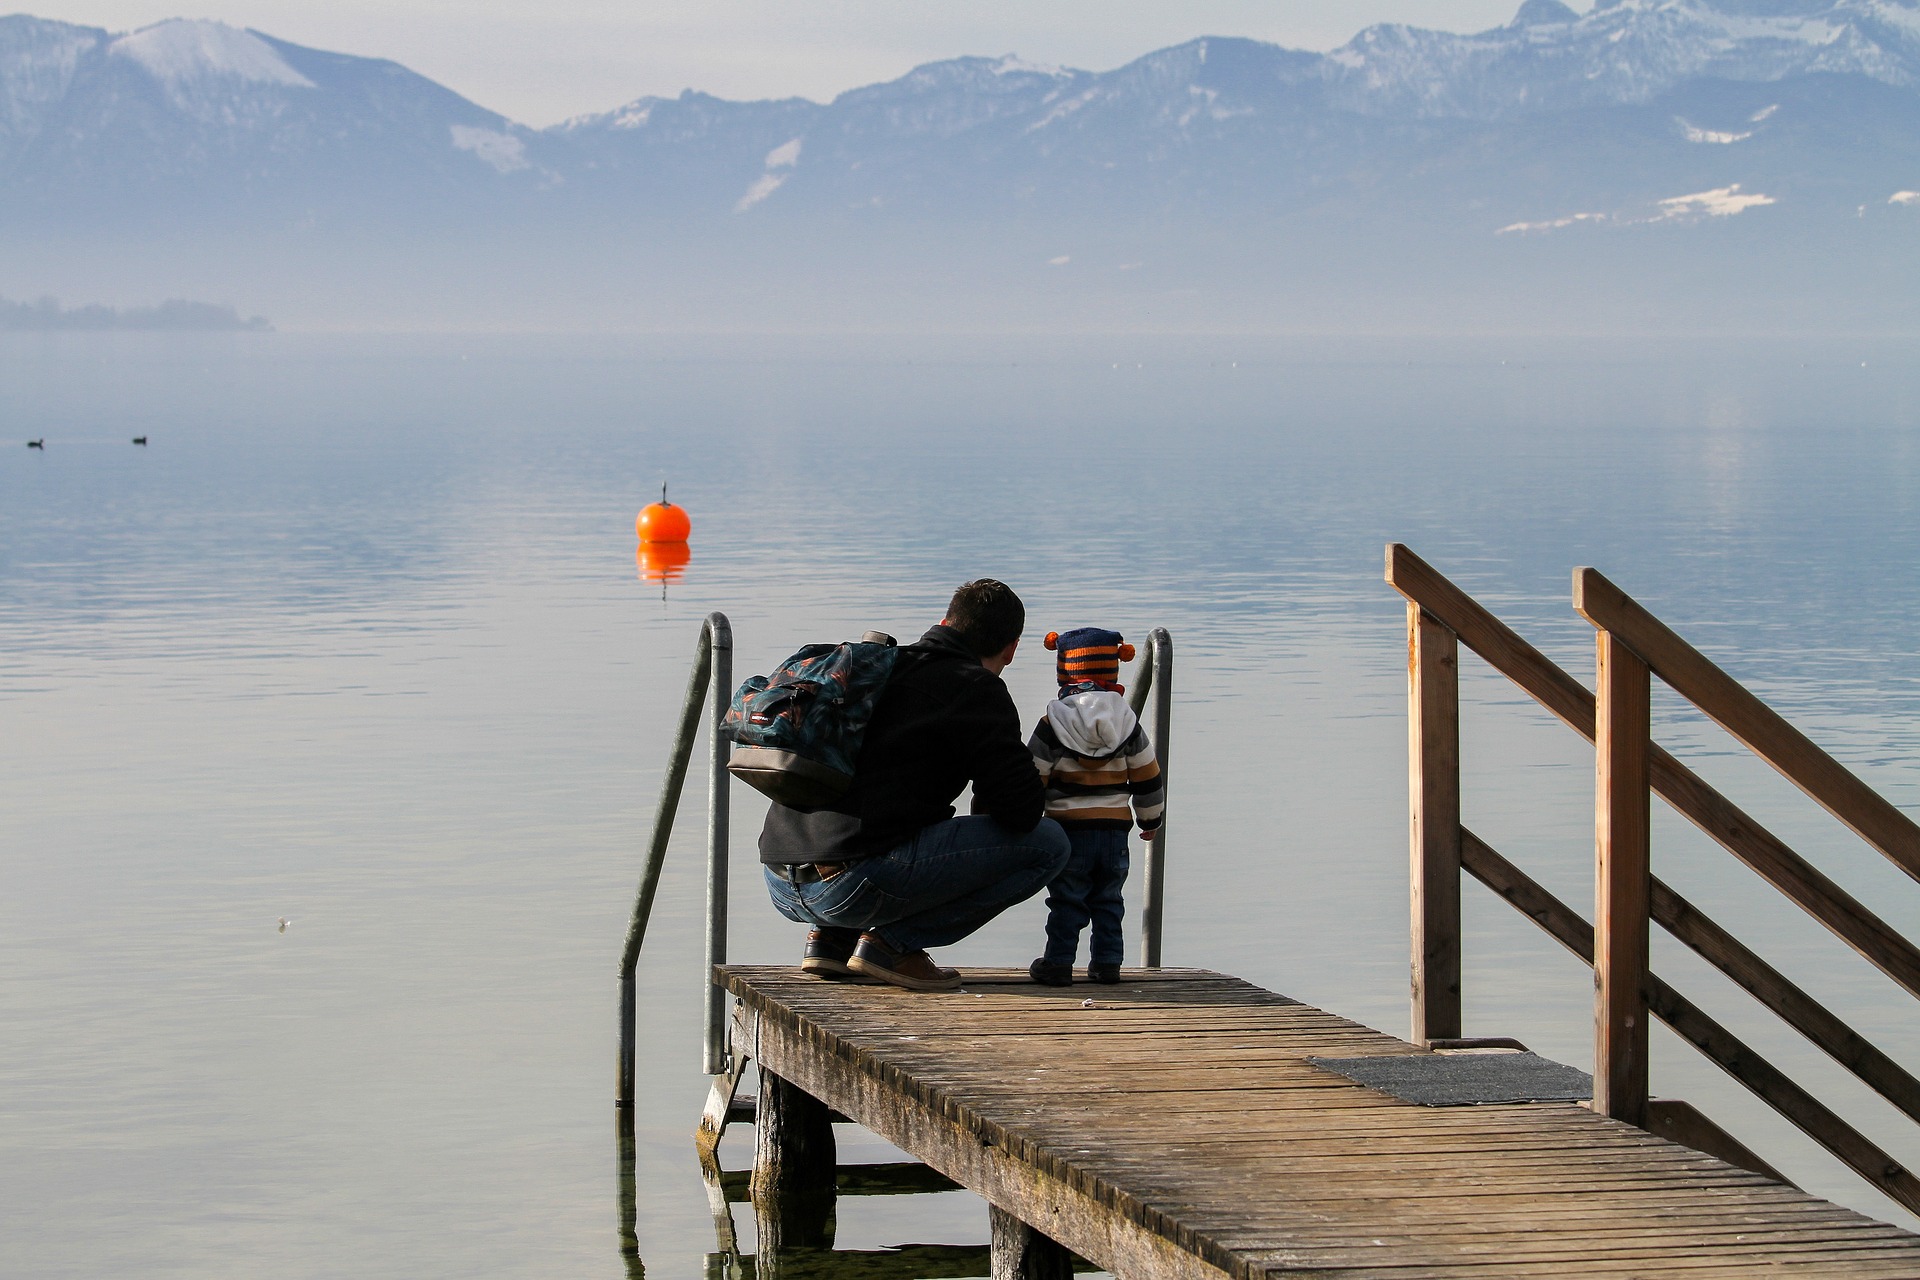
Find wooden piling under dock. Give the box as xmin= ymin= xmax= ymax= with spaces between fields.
xmin=722 ymin=965 xmax=1920 ymax=1278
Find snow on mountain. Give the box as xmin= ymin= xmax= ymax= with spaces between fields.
xmin=1659 ymin=183 xmax=1777 ymax=216
xmin=1504 ymin=181 xmax=1778 ymax=232
xmin=1319 ymin=0 xmax=1920 ymax=118
xmin=101 ymin=20 xmax=314 ymax=128
xmin=108 ymin=21 xmax=313 ymax=93
xmin=826 ymin=54 xmax=1091 ymax=140
xmin=989 ymin=55 xmax=1072 ymax=78
xmin=0 ymin=16 xmax=101 ymax=137
xmin=1678 ymin=117 xmax=1756 ymax=141
xmin=0 ymin=13 xmax=546 ymax=210
xmin=730 ymin=135 xmax=803 ymax=209
xmin=3 ymin=0 xmax=1916 ymax=329
xmin=2 ymin=0 xmax=1918 ymax=239
xmin=450 ymin=125 xmax=529 ymax=173
xmin=540 ymin=0 xmax=1920 ymax=214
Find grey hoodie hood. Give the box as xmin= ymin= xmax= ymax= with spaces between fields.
xmin=1045 ymin=688 xmax=1137 ymax=757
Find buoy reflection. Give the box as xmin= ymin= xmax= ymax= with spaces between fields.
xmin=637 ymin=540 xmax=691 ymax=599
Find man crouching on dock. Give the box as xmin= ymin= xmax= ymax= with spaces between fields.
xmin=761 ymin=579 xmax=1071 ymax=990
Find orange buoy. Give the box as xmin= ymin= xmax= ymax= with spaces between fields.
xmin=636 ymin=482 xmax=691 ymax=543
xmin=636 ymin=539 xmax=691 ymax=584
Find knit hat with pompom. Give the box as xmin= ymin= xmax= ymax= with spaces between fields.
xmin=1043 ymin=626 xmax=1135 ymax=689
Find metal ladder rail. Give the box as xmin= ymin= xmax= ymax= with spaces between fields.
xmin=1127 ymin=628 xmax=1174 ymax=969
xmin=618 ymin=611 xmax=732 ymax=1107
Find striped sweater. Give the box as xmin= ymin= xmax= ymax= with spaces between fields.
xmin=1028 ymin=687 xmax=1164 ymax=832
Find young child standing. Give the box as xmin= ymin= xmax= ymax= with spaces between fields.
xmin=1026 ymin=627 xmax=1164 ymax=985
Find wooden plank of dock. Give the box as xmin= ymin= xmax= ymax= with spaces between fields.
xmin=722 ymin=965 xmax=1920 ymax=1279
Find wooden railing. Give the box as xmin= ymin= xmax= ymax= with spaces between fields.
xmin=1387 ymin=543 xmax=1920 ymax=1214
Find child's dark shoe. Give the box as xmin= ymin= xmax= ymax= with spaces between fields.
xmin=1028 ymin=957 xmax=1074 ymax=986
xmin=1086 ymin=963 xmax=1122 ymax=985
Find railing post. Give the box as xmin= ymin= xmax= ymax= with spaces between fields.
xmin=1594 ymin=625 xmax=1651 ymax=1126
xmin=703 ymin=616 xmax=734 ymax=1076
xmin=1129 ymin=629 xmax=1172 ymax=968
xmin=1408 ymin=604 xmax=1462 ymax=1045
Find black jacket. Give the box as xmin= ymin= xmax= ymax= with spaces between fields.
xmin=758 ymin=625 xmax=1045 ymax=864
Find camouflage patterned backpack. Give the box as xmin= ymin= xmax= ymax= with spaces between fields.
xmin=725 ymin=631 xmax=898 ymax=807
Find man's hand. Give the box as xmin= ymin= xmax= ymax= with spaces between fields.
xmin=1140 ymin=827 xmax=1159 ymax=842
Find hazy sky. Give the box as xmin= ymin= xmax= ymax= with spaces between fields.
xmin=32 ymin=1 xmax=1570 ymax=126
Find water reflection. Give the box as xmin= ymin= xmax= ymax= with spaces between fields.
xmin=637 ymin=541 xmax=693 ymax=600
xmin=619 ymin=1106 xmax=1094 ymax=1278
xmin=701 ymin=1160 xmax=1007 ymax=1280
xmin=617 ymin=1112 xmax=645 ymax=1280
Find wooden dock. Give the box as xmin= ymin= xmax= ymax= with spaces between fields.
xmin=722 ymin=964 xmax=1920 ymax=1279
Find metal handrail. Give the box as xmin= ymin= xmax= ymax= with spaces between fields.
xmin=700 ymin=625 xmax=734 ymax=1076
xmin=1127 ymin=628 xmax=1173 ymax=968
xmin=618 ymin=611 xmax=731 ymax=1106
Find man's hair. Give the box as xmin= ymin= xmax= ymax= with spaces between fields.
xmin=945 ymin=579 xmax=1025 ymax=657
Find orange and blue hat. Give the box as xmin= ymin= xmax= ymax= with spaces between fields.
xmin=1043 ymin=626 xmax=1135 ymax=689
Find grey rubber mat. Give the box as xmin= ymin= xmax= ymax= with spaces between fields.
xmin=1307 ymin=1052 xmax=1593 ymax=1106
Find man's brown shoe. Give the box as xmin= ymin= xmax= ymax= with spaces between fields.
xmin=846 ymin=935 xmax=962 ymax=991
xmin=800 ymin=927 xmax=863 ymax=979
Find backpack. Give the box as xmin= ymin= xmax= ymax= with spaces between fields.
xmin=724 ymin=631 xmax=898 ymax=807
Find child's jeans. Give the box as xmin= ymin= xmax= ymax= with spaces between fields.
xmin=1041 ymin=826 xmax=1130 ymax=968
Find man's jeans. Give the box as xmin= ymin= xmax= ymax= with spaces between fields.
xmin=764 ymin=815 xmax=1071 ymax=954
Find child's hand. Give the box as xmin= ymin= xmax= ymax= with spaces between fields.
xmin=1140 ymin=827 xmax=1158 ymax=842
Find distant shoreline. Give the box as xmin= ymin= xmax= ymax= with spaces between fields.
xmin=0 ymin=296 xmax=271 ymax=332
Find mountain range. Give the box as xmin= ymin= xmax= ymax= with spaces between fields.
xmin=3 ymin=0 xmax=1917 ymax=330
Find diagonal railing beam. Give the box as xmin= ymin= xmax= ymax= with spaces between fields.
xmin=1460 ymin=828 xmax=1920 ymax=1216
xmin=1646 ymin=752 xmax=1920 ymax=1001
xmin=1575 ymin=567 xmax=1920 ymax=887
xmin=1385 ymin=544 xmax=1920 ymax=1004
xmin=1652 ymin=879 xmax=1920 ymax=1128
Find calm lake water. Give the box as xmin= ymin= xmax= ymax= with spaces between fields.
xmin=5 ymin=331 xmax=1920 ymax=1276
